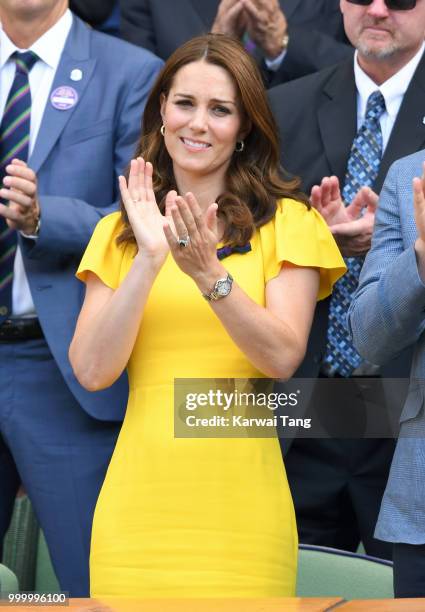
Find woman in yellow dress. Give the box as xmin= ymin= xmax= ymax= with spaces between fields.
xmin=69 ymin=34 xmax=345 ymax=598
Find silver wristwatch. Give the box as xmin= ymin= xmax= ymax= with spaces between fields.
xmin=202 ymin=273 xmax=233 ymax=301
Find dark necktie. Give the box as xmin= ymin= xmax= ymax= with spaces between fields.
xmin=323 ymin=90 xmax=386 ymax=377
xmin=0 ymin=51 xmax=38 ymax=321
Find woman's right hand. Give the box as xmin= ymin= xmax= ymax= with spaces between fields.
xmin=119 ymin=157 xmax=170 ymax=268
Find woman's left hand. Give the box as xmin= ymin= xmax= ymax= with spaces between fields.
xmin=163 ymin=192 xmax=225 ymax=290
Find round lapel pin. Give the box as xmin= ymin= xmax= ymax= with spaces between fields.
xmin=50 ymin=86 xmax=79 ymax=110
xmin=70 ymin=69 xmax=83 ymax=82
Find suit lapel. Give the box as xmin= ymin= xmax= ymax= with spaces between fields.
xmin=377 ymin=52 xmax=425 ymax=192
xmin=317 ymin=61 xmax=358 ymax=181
xmin=29 ymin=17 xmax=96 ymax=174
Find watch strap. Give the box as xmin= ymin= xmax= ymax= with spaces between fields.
xmin=202 ymin=273 xmax=233 ymax=301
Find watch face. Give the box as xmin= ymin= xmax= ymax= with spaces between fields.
xmin=216 ymin=280 xmax=230 ymax=296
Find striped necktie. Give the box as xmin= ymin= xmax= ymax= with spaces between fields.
xmin=0 ymin=51 xmax=38 ymax=322
xmin=323 ymin=90 xmax=386 ymax=377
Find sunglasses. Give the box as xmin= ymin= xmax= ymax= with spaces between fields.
xmin=346 ymin=0 xmax=416 ymax=9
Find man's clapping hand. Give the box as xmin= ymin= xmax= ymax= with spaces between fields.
xmin=310 ymin=175 xmax=378 ymax=258
xmin=0 ymin=159 xmax=40 ymax=235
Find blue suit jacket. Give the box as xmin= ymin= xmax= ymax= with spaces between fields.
xmin=349 ymin=150 xmax=425 ymax=543
xmin=20 ymin=15 xmax=162 ymax=422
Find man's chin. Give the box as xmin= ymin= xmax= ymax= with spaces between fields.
xmin=357 ymin=40 xmax=398 ymax=61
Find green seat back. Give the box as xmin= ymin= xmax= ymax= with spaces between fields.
xmin=2 ymin=495 xmax=60 ymax=594
xmin=297 ymin=544 xmax=394 ymax=599
xmin=35 ymin=531 xmax=60 ymax=593
xmin=2 ymin=495 xmax=38 ymax=590
xmin=0 ymin=563 xmax=19 ymax=595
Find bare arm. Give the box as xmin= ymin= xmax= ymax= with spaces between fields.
xmin=208 ymin=263 xmax=319 ymax=379
xmin=69 ymin=159 xmax=171 ymax=390
xmin=164 ymin=193 xmax=319 ymax=379
xmin=69 ymin=259 xmax=158 ymax=391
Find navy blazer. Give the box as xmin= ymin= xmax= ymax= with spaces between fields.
xmin=21 ymin=16 xmax=162 ymax=421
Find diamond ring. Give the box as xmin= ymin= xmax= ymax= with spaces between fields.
xmin=178 ymin=236 xmax=190 ymax=248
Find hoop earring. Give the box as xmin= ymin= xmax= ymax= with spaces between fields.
xmin=235 ymin=140 xmax=244 ymax=153
xmin=160 ymin=124 xmax=165 ymax=136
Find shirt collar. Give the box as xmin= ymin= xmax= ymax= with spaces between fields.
xmin=354 ymin=43 xmax=425 ymax=122
xmin=0 ymin=9 xmax=72 ymax=71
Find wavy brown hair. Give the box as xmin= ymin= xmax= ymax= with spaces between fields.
xmin=118 ymin=33 xmax=308 ymax=247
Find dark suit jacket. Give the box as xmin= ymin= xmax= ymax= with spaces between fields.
xmin=120 ymin=0 xmax=353 ymax=85
xmin=268 ymin=53 xmax=425 ymax=376
xmin=69 ymin=0 xmax=116 ymax=26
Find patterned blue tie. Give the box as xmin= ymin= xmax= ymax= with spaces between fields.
xmin=0 ymin=51 xmax=38 ymax=322
xmin=323 ymin=90 xmax=386 ymax=377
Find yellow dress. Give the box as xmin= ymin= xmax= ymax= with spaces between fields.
xmin=77 ymin=198 xmax=345 ymax=598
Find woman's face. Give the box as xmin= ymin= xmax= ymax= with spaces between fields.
xmin=160 ymin=60 xmax=244 ymax=184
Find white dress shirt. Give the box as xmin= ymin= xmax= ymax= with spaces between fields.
xmin=0 ymin=9 xmax=73 ymax=316
xmin=354 ymin=42 xmax=425 ymax=150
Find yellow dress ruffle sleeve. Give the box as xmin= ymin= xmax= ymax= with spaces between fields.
xmin=259 ymin=198 xmax=346 ymax=300
xmin=76 ymin=212 xmax=135 ymax=289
